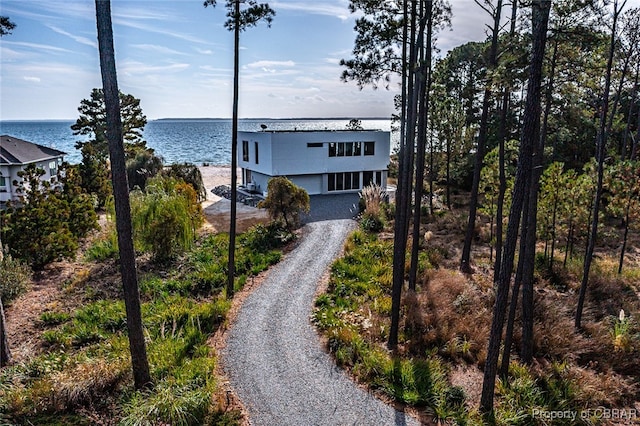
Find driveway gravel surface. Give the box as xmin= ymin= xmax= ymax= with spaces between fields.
xmin=222 ymin=219 xmax=420 ymax=426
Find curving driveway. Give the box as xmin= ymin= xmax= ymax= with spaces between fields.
xmin=222 ymin=218 xmax=420 ymax=426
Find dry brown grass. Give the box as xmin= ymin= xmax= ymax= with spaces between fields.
xmin=402 ymin=269 xmax=492 ymax=365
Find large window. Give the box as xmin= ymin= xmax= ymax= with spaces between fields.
xmin=328 ymin=172 xmax=360 ymax=192
xmin=328 ymin=141 xmax=371 ymax=157
xmin=363 ymin=171 xmax=383 ymax=187
xmin=242 ymin=140 xmax=249 ymax=162
xmin=0 ymin=176 xmax=6 ymax=191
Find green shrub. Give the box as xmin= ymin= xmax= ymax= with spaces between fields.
xmin=360 ymin=211 xmax=384 ymax=232
xmin=258 ymin=177 xmax=310 ymax=230
xmin=0 ymin=254 xmax=31 ymax=303
xmin=131 ymin=176 xmax=203 ymax=262
xmin=126 ymin=150 xmax=164 ymax=191
xmin=161 ymin=163 xmax=207 ymax=202
xmin=239 ymin=222 xmax=294 ymax=251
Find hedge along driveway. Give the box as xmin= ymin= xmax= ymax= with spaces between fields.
xmin=222 ymin=219 xmax=420 ymax=426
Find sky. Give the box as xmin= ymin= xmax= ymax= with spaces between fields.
xmin=0 ymin=1 xmax=638 ymax=121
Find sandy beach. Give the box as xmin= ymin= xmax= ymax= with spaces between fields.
xmin=198 ymin=165 xmax=270 ymax=233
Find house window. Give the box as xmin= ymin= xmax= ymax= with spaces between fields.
xmin=242 ymin=140 xmax=249 ymax=162
xmin=364 ymin=142 xmax=375 ymax=156
xmin=329 ymin=142 xmax=362 ymax=158
xmin=0 ymin=176 xmax=6 ymax=191
xmin=354 ymin=142 xmax=362 ymax=156
xmin=307 ymin=142 xmax=323 ymax=148
xmin=328 ymin=172 xmax=360 ymax=192
xmin=363 ymin=171 xmax=382 ymax=187
xmin=254 ymin=142 xmax=259 ymax=164
xmin=329 ymin=143 xmax=336 ymax=157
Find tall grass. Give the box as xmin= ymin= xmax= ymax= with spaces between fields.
xmin=313 ymin=230 xmax=470 ymax=422
xmin=1 ymin=222 xmax=290 ymax=424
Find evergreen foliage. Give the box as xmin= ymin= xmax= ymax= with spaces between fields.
xmin=71 ymin=88 xmax=153 ymax=206
xmin=0 ymin=164 xmax=98 ymax=269
xmin=259 ymin=177 xmax=310 ymax=230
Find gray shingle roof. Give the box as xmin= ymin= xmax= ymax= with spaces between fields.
xmin=0 ymin=135 xmax=66 ymax=165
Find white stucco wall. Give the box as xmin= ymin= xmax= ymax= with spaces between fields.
xmin=237 ymin=130 xmax=390 ymax=196
xmin=0 ymin=160 xmax=62 ymax=202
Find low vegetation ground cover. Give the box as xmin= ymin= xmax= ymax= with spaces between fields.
xmin=0 ymin=222 xmax=292 ymax=425
xmin=314 ymin=217 xmax=640 ymax=425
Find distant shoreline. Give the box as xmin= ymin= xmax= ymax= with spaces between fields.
xmin=2 ymin=117 xmax=392 ymax=123
xmin=153 ymin=117 xmax=392 ymax=122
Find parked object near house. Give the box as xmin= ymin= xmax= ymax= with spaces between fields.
xmin=0 ymin=135 xmax=66 ymax=203
xmin=238 ymin=129 xmax=390 ymax=196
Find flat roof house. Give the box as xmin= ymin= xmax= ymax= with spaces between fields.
xmin=238 ymin=129 xmax=390 ymax=196
xmin=0 ymin=135 xmax=66 ymax=203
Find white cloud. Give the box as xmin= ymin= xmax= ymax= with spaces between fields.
xmin=1 ymin=41 xmax=72 ymax=53
xmin=120 ymin=61 xmax=190 ymax=75
xmin=196 ymin=48 xmax=213 ymax=55
xmin=247 ymin=60 xmax=296 ymax=68
xmin=270 ymin=1 xmax=352 ymax=21
xmin=113 ymin=18 xmax=210 ymax=45
xmin=47 ymin=25 xmax=97 ymax=49
xmin=131 ymin=44 xmax=187 ymax=56
xmin=23 ymin=76 xmax=41 ymax=83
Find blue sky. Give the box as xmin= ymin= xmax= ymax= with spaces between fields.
xmin=1 ymin=1 xmax=637 ymax=120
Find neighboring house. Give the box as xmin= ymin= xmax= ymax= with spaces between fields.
xmin=0 ymin=135 xmax=66 ymax=203
xmin=238 ymin=129 xmax=390 ymax=196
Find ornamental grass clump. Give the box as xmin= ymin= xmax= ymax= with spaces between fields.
xmin=359 ymin=184 xmax=387 ymax=232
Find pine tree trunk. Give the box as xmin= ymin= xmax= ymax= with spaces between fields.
xmin=494 ymin=0 xmax=518 ymax=278
xmin=95 ymin=0 xmax=151 ymax=390
xmin=409 ymin=1 xmax=433 ymax=291
xmin=389 ymin=0 xmax=415 ymax=350
xmin=227 ymin=0 xmax=240 ymax=299
xmin=618 ymin=201 xmax=631 ymax=274
xmin=576 ymin=0 xmax=622 ymax=330
xmin=480 ymin=0 xmax=550 ymax=415
xmin=621 ymin=63 xmax=639 ymax=160
xmin=0 ymin=297 xmax=11 ymax=367
xmin=460 ymin=0 xmax=503 ymax=273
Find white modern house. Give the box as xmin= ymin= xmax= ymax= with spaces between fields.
xmin=238 ymin=129 xmax=390 ymax=196
xmin=0 ymin=135 xmax=66 ymax=203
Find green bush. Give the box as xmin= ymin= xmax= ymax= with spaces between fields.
xmin=360 ymin=211 xmax=384 ymax=232
xmin=126 ymin=150 xmax=164 ymax=191
xmin=258 ymin=177 xmax=310 ymax=230
xmin=1 ymin=164 xmax=98 ymax=269
xmin=0 ymin=254 xmax=31 ymax=303
xmin=161 ymin=163 xmax=207 ymax=202
xmin=131 ymin=176 xmax=203 ymax=262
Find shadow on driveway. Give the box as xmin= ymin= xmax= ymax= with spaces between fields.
xmin=301 ymin=193 xmax=360 ymax=223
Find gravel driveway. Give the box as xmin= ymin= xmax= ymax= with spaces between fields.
xmin=222 ymin=219 xmax=420 ymax=426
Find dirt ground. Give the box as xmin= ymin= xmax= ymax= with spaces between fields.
xmin=5 ymin=166 xmax=269 ymax=364
xmin=198 ymin=165 xmax=269 ymax=233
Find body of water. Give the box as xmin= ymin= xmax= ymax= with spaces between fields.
xmin=0 ymin=118 xmax=395 ymax=165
